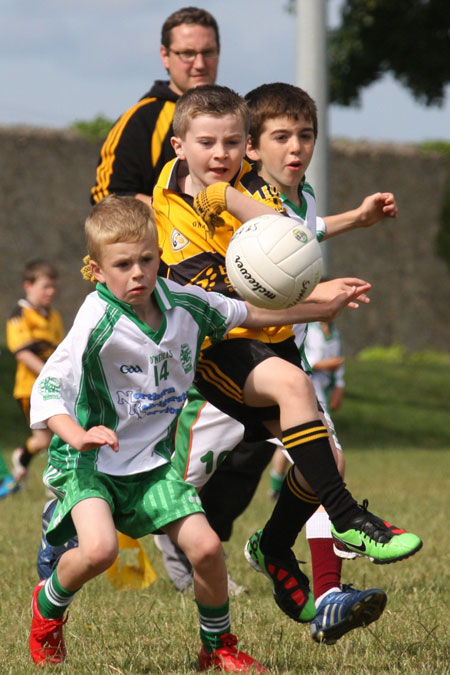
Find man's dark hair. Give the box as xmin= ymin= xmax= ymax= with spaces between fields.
xmin=161 ymin=7 xmax=220 ymax=50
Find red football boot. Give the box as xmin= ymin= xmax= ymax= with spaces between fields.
xmin=29 ymin=580 xmax=68 ymax=665
xmin=199 ymin=633 xmax=268 ymax=673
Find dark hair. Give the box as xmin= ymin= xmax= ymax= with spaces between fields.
xmin=245 ymin=82 xmax=318 ymax=145
xmin=161 ymin=7 xmax=220 ymax=50
xmin=23 ymin=259 xmax=59 ymax=283
xmin=173 ymin=85 xmax=249 ymax=139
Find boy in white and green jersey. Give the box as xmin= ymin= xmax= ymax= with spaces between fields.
xmin=30 ymin=194 xmax=331 ymax=671
xmin=245 ymin=82 xmax=400 ymax=644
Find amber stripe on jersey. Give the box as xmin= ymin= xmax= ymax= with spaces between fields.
xmin=282 ymin=425 xmax=329 ymax=450
xmin=152 ymin=101 xmax=176 ymax=167
xmin=196 ymin=357 xmax=244 ymax=404
xmin=286 ymin=466 xmax=320 ymax=504
xmin=91 ymin=97 xmax=158 ymax=202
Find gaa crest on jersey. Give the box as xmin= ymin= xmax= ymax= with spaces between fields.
xmin=171 ymin=228 xmax=190 ymax=252
xmin=39 ymin=376 xmax=61 ymax=400
xmin=180 ymin=343 xmax=193 ymax=374
xmin=293 ymin=228 xmax=309 ymax=243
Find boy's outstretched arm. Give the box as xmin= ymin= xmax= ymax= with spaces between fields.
xmin=47 ymin=414 xmax=119 ymax=453
xmin=242 ymin=281 xmax=371 ymax=329
xmin=193 ymin=183 xmax=283 ymax=235
xmin=323 ymin=192 xmax=398 ymax=239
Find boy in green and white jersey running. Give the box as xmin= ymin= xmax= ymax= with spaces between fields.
xmin=28 ymin=194 xmax=365 ymax=671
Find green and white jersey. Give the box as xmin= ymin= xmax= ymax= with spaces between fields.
xmin=30 ymin=277 xmax=247 ymax=476
xmin=280 ymin=180 xmax=326 ymax=349
xmin=280 ymin=180 xmax=326 ymax=243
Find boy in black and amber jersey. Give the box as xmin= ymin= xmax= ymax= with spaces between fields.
xmin=152 ymin=84 xmax=422 ymax=628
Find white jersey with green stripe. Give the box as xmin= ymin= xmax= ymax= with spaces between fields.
xmin=30 ymin=277 xmax=247 ymax=476
xmin=280 ymin=179 xmax=326 ymax=349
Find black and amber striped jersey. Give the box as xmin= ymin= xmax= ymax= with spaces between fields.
xmin=153 ymin=157 xmax=294 ymax=344
xmin=90 ymin=80 xmax=179 ymax=204
xmin=6 ymin=300 xmax=64 ymax=399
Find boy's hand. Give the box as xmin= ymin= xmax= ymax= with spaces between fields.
xmin=358 ymin=192 xmax=398 ymax=226
xmin=307 ymin=278 xmax=371 ymax=308
xmin=74 ymin=426 xmax=119 ymax=453
xmin=193 ymin=182 xmax=229 ymax=235
xmin=330 ymin=386 xmax=344 ymax=412
xmin=323 ymin=283 xmax=372 ymax=321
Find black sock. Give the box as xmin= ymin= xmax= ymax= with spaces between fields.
xmin=261 ymin=466 xmax=320 ymax=557
xmin=282 ymin=421 xmax=359 ymax=530
xmin=19 ymin=446 xmax=33 ymax=467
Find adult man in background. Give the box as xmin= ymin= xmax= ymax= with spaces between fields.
xmin=90 ymin=6 xmax=220 ymax=207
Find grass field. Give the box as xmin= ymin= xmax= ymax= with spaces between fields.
xmin=0 ymin=350 xmax=449 ymax=674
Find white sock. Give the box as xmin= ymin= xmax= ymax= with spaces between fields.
xmin=315 ymin=586 xmax=342 ymax=608
xmin=306 ymin=511 xmax=332 ymax=540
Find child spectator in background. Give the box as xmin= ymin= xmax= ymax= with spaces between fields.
xmin=304 ymin=320 xmax=345 ymax=415
xmin=6 ymin=260 xmax=64 ymax=482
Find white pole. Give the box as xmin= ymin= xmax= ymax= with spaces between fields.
xmin=296 ymin=0 xmax=329 ymax=271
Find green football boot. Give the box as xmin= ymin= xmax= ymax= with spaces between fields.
xmin=245 ymin=529 xmax=316 ymax=623
xmin=331 ymin=500 xmax=423 ymax=564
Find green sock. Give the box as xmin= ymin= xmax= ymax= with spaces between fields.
xmin=270 ymin=469 xmax=285 ymax=493
xmin=38 ymin=569 xmax=78 ymax=619
xmin=0 ymin=450 xmax=11 ymax=480
xmin=196 ymin=599 xmax=230 ymax=653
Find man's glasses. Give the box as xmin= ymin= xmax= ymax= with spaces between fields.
xmin=168 ymin=48 xmax=219 ymax=64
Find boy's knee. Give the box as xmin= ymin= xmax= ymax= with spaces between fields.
xmin=190 ymin=532 xmax=223 ymax=569
xmin=278 ymin=373 xmax=315 ymax=404
xmin=82 ymin=537 xmax=118 ymax=573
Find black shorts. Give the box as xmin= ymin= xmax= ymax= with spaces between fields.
xmin=194 ymin=337 xmax=305 ymax=441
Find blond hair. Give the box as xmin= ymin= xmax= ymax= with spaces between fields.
xmin=85 ymin=195 xmax=158 ymax=263
xmin=173 ymin=84 xmax=249 ymax=139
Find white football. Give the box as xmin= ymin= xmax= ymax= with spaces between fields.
xmin=225 ymin=213 xmax=323 ymax=309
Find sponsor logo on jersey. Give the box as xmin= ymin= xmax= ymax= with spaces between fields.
xmin=149 ymin=351 xmax=173 ymax=364
xmin=39 ymin=376 xmax=61 ymax=400
xmin=180 ymin=344 xmax=193 ymax=374
xmin=171 ymin=229 xmax=190 ymax=252
xmin=191 ymin=265 xmax=229 ymax=293
xmin=120 ymin=364 xmax=143 ymax=374
xmin=116 ymin=388 xmax=187 ymax=419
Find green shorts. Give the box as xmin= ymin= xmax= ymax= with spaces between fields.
xmin=43 ymin=462 xmax=204 ymax=546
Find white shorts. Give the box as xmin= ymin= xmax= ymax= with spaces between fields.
xmin=172 ymin=387 xmax=246 ymax=488
xmin=172 ymin=386 xmax=342 ymax=490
